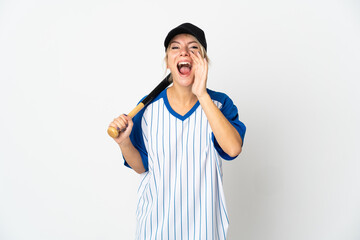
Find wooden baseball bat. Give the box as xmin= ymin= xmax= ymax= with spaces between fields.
xmin=107 ymin=73 xmax=172 ymax=138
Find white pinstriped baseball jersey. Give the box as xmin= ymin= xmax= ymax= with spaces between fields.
xmin=124 ymin=88 xmax=246 ymax=240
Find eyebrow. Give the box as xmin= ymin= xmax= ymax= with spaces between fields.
xmin=170 ymin=40 xmax=199 ymax=45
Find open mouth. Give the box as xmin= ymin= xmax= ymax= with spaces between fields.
xmin=177 ymin=62 xmax=192 ymax=75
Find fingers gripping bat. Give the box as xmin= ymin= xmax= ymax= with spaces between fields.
xmin=107 ymin=74 xmax=172 ymax=138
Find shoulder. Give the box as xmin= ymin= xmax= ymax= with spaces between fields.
xmin=134 ymin=88 xmax=167 ymax=120
xmin=138 ymin=88 xmax=167 ymax=107
xmin=207 ymin=88 xmax=234 ymax=109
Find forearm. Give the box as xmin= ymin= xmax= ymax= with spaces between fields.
xmin=198 ymin=93 xmax=242 ymax=157
xmin=119 ymin=138 xmax=146 ymax=174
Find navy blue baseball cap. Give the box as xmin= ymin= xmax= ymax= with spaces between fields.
xmin=164 ymin=23 xmax=207 ymax=51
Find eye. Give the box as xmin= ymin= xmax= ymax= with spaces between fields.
xmin=171 ymin=45 xmax=179 ymax=50
xmin=190 ymin=46 xmax=199 ymax=49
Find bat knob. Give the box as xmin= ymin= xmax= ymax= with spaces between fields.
xmin=107 ymin=126 xmax=119 ymax=138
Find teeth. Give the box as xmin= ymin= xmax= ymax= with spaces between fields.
xmin=178 ymin=62 xmax=191 ymax=67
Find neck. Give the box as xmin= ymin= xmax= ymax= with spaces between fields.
xmin=167 ymin=83 xmax=197 ymax=106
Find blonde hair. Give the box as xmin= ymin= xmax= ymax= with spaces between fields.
xmin=164 ymin=36 xmax=210 ymax=81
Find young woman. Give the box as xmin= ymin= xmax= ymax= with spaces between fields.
xmin=109 ymin=23 xmax=246 ymax=240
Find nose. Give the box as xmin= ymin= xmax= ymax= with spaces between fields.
xmin=180 ymin=47 xmax=190 ymax=56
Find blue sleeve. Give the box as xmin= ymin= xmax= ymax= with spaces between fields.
xmin=210 ymin=90 xmax=246 ymax=160
xmin=123 ymin=101 xmax=149 ymax=172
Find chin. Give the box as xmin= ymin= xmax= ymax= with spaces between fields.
xmin=173 ymin=73 xmax=194 ymax=87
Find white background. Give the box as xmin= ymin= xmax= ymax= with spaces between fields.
xmin=1 ymin=0 xmax=359 ymax=239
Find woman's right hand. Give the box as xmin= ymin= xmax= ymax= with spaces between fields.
xmin=108 ymin=114 xmax=134 ymax=145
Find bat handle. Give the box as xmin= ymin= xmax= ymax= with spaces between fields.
xmin=107 ymin=102 xmax=145 ymax=138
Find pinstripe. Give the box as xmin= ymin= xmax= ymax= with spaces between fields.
xmin=210 ymin=145 xmax=215 ymax=240
xmin=137 ymin=194 xmax=146 ymax=238
xmin=220 ymin=196 xmax=229 ymax=224
xmin=212 ymin=146 xmax=221 ymax=240
xmin=152 ymin=167 xmax=158 ymax=239
xmin=138 ymin=171 xmax=149 ymax=193
xmin=141 ymin=187 xmax=150 ymax=232
xmin=144 ymin=110 xmax=156 ymax=237
xmin=206 ymin=122 xmax=215 ymax=240
xmin=141 ymin=192 xmax=149 ymax=239
xmin=214 ymin=151 xmax=226 ymax=240
xmin=142 ymin=129 xmax=149 ymax=143
xmin=159 ymin=101 xmax=165 ymax=239
xmin=205 ymin=120 xmax=208 ymax=239
xmin=180 ymin=120 xmax=184 ymax=240
xmin=173 ymin=117 xmax=178 ymax=240
xmin=214 ymin=149 xmax=223 ymax=188
xmin=199 ymin=109 xmax=203 ymax=237
xmin=156 ymin=101 xmax=160 ymax=174
xmin=150 ymin=103 xmax=160 ymax=179
xmin=135 ymin=198 xmax=141 ymax=238
xmin=154 ymin=100 xmax=161 ymax=239
xmin=167 ymin=114 xmax=171 ymax=239
xmin=142 ymin=116 xmax=148 ymax=126
xmin=186 ymin=117 xmax=190 ymax=240
xmin=192 ymin=110 xmax=196 ymax=240
xmin=149 ymin=186 xmax=153 ymax=240
xmin=219 ymin=190 xmax=226 ymax=240
xmin=137 ymin=180 xmax=145 ymax=218
xmin=144 ymin=185 xmax=153 ymax=239
xmin=144 ymin=191 xmax=150 ymax=238
xmin=216 ymin=187 xmax=221 ymax=240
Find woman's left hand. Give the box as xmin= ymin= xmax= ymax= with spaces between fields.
xmin=190 ymin=50 xmax=208 ymax=98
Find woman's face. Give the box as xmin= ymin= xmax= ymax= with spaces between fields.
xmin=166 ymin=34 xmax=201 ymax=86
